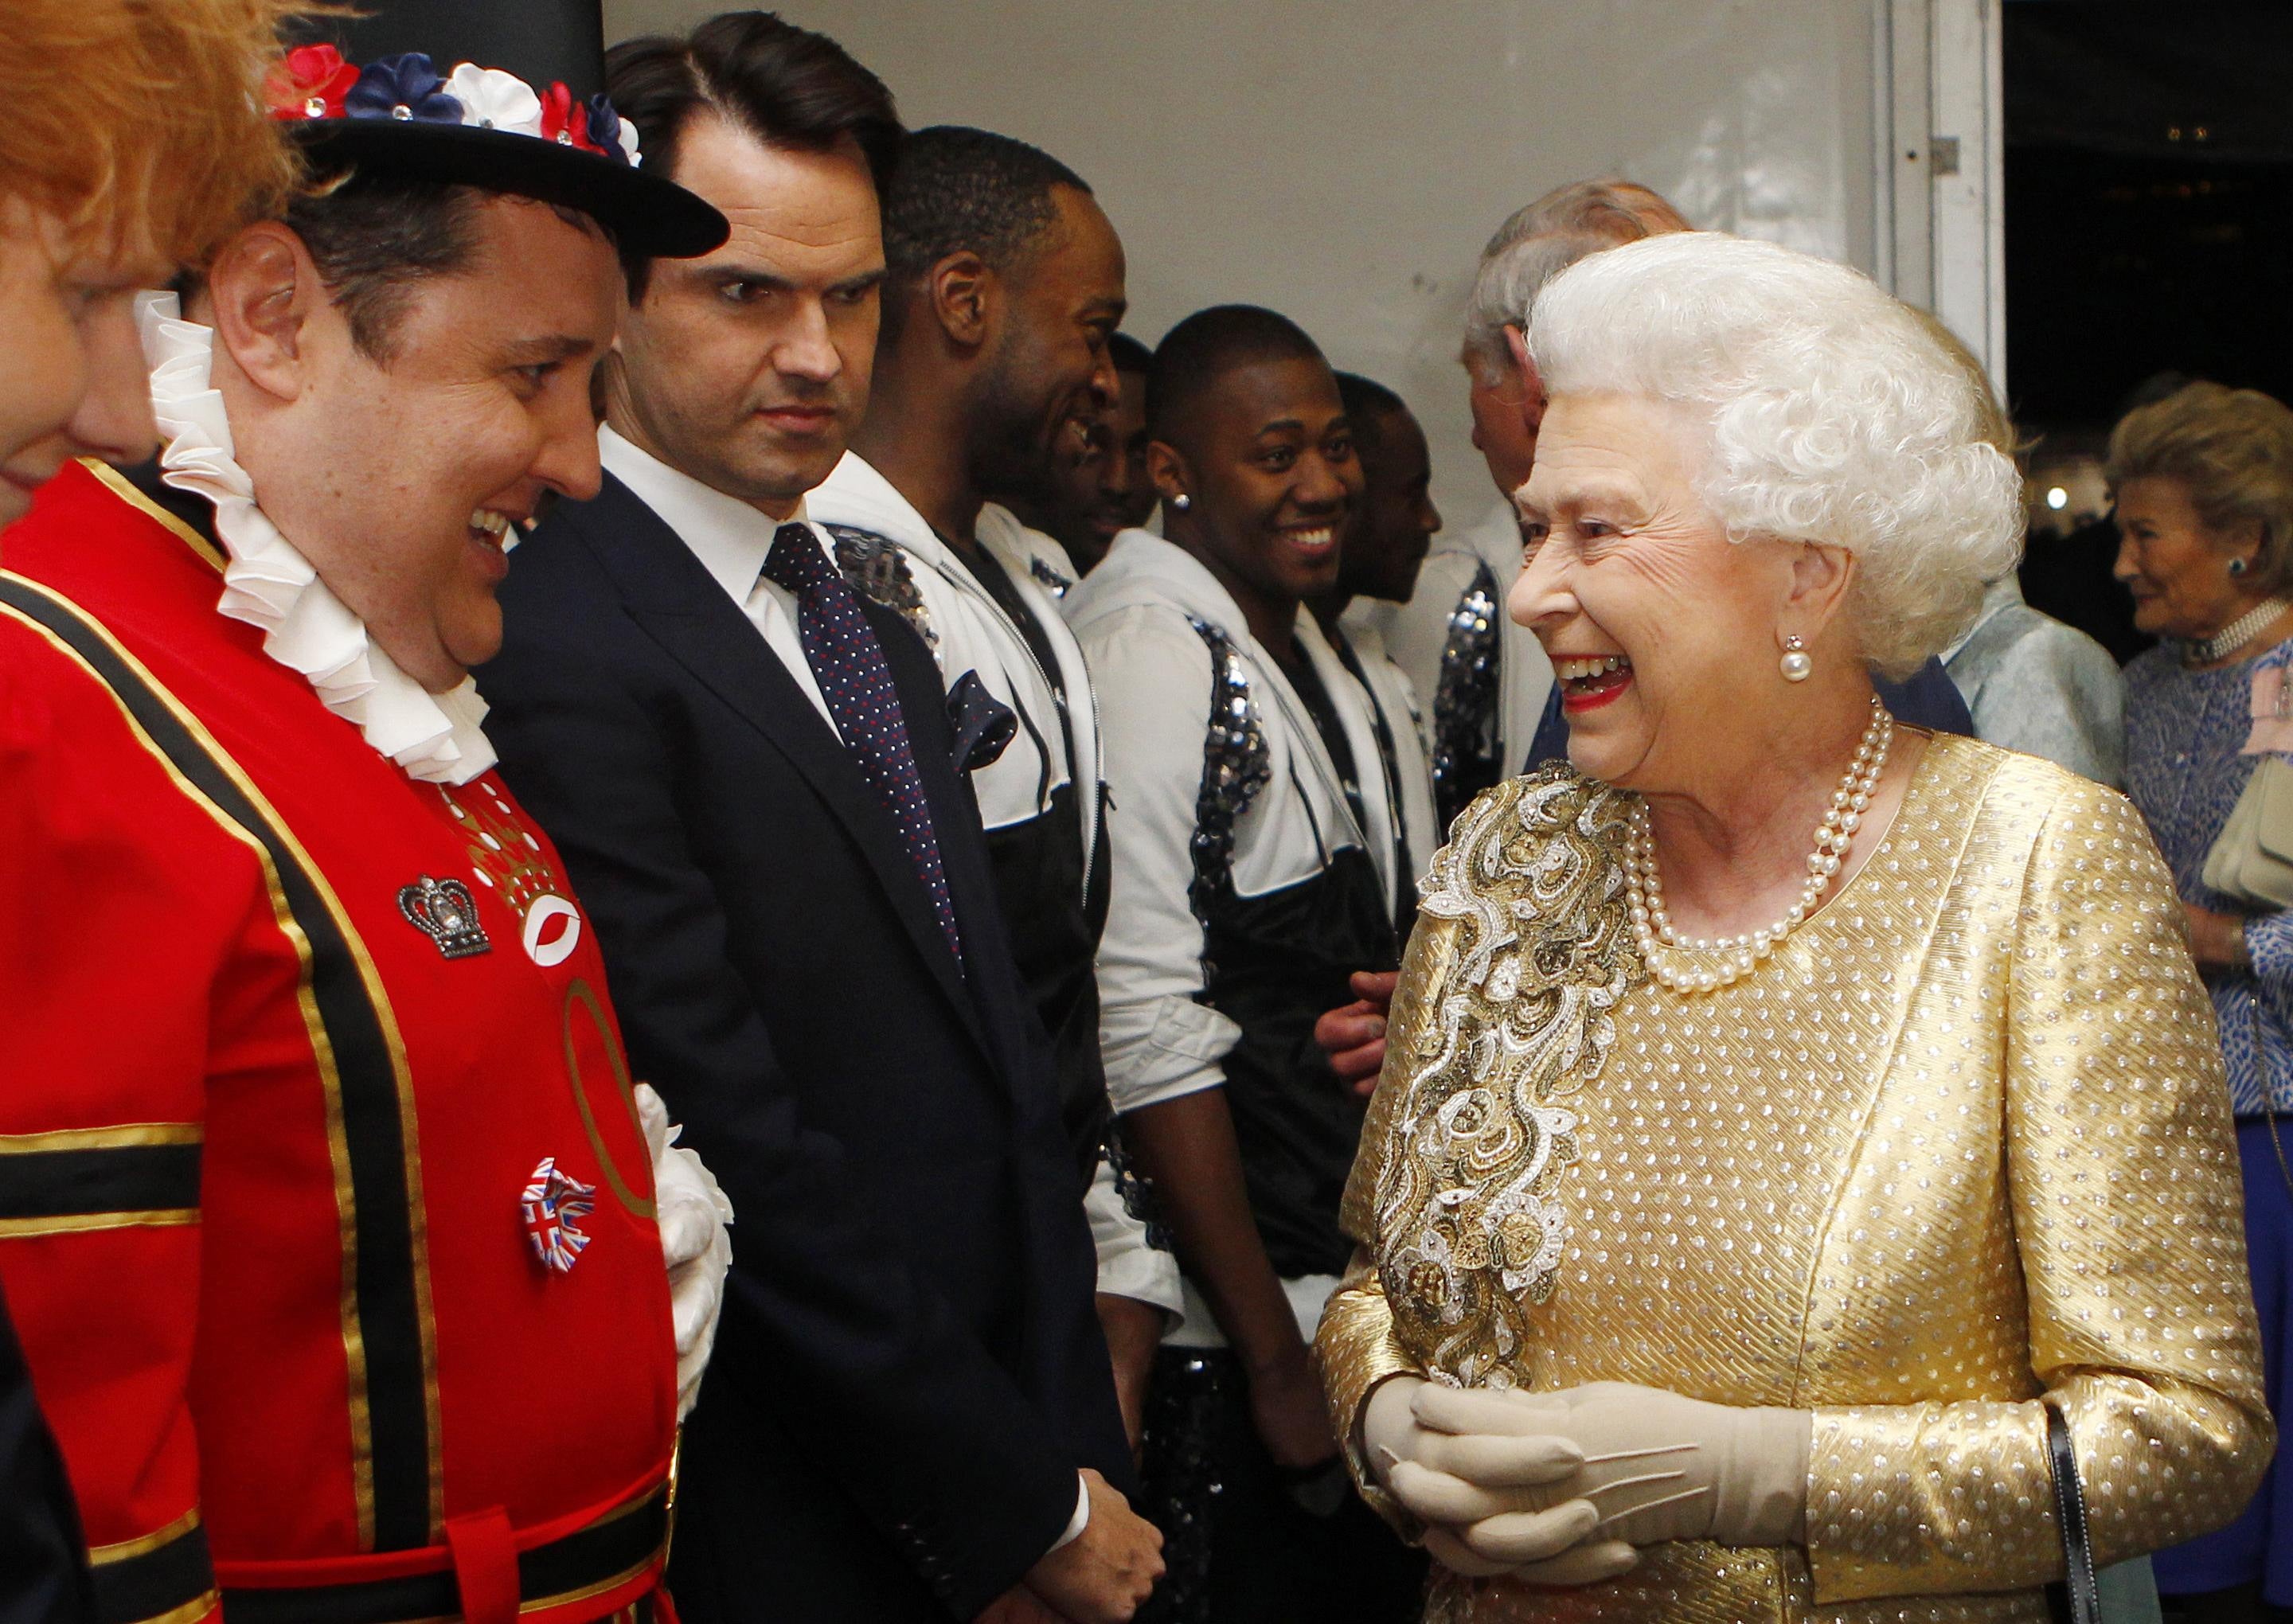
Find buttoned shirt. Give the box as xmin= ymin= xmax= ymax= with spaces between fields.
xmin=599 ymin=426 xmax=843 ymax=740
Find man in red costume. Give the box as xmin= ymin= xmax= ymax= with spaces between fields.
xmin=0 ymin=19 xmax=733 ymax=1624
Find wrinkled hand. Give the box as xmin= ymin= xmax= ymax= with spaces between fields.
xmin=636 ymin=1083 xmax=734 ymax=1421
xmin=1315 ymin=970 xmax=1398 ymax=1098
xmin=1248 ymin=1349 xmax=1339 ymax=1471
xmin=1024 ymin=1470 xmax=1163 ymax=1624
xmin=1362 ymin=1378 xmax=1635 ymax=1585
xmin=2183 ymin=904 xmax=2251 ymax=972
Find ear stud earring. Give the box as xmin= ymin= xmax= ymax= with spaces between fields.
xmin=1172 ymin=494 xmax=1191 ymax=511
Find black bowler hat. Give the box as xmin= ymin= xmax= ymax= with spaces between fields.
xmin=273 ymin=0 xmax=726 ymax=260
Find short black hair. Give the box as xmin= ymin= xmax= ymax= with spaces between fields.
xmin=1109 ymin=330 xmax=1152 ymax=377
xmin=879 ymin=125 xmax=1090 ymax=342
xmin=1146 ymin=304 xmax=1327 ymax=444
xmin=286 ymin=172 xmax=618 ymax=363
xmin=607 ymin=11 xmax=902 ymax=295
xmin=1334 ymin=370 xmax=1408 ymax=457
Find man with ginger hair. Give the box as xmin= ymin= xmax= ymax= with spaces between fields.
xmin=0 ymin=4 xmax=308 ymax=1615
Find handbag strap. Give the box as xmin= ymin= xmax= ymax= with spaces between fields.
xmin=2046 ymin=1403 xmax=2102 ymax=1624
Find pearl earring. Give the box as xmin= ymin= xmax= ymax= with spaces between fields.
xmin=1779 ymin=635 xmax=1812 ymax=682
xmin=1172 ymin=494 xmax=1191 ymax=511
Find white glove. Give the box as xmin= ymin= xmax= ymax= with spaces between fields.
xmin=1398 ymin=1384 xmax=1810 ymax=1556
xmin=1362 ymin=1377 xmax=1637 ymax=1586
xmin=635 ymin=1083 xmax=733 ymax=1421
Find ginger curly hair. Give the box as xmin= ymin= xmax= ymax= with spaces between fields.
xmin=3 ymin=0 xmax=308 ymax=268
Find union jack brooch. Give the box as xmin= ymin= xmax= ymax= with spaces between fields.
xmin=520 ymin=1156 xmax=596 ymax=1275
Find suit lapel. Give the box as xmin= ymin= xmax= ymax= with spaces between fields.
xmin=563 ymin=478 xmax=989 ymax=1048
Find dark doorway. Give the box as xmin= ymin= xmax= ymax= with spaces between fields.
xmin=2005 ymin=2 xmax=2293 ymax=662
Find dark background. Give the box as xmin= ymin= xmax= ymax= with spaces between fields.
xmin=2006 ymin=2 xmax=2293 ymax=429
xmin=2005 ymin=3 xmax=2293 ymax=662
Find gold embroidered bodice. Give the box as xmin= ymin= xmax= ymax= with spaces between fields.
xmin=1318 ymin=737 xmax=2271 ymax=1624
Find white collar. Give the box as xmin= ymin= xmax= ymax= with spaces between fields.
xmin=1066 ymin=529 xmax=1260 ymax=645
xmin=598 ymin=424 xmax=826 ymax=603
xmin=813 ymin=450 xmax=933 ymax=550
xmin=137 ymin=293 xmax=496 ymax=785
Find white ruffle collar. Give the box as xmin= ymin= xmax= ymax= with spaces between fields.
xmin=136 ymin=291 xmax=496 ymax=785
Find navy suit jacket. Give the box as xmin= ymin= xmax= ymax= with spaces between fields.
xmin=479 ymin=474 xmax=1130 ymax=1623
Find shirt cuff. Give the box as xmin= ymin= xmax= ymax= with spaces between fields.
xmin=1048 ymin=1472 xmax=1091 ymax=1554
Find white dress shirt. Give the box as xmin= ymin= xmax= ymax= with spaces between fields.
xmin=599 ymin=426 xmax=844 ymax=740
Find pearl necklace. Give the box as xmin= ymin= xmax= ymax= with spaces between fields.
xmin=1623 ymin=697 xmax=1893 ymax=994
xmin=2184 ymin=595 xmax=2293 ymax=667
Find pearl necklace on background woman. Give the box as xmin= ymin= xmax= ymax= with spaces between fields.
xmin=2184 ymin=595 xmax=2293 ymax=667
xmin=1625 ymin=696 xmax=1893 ymax=993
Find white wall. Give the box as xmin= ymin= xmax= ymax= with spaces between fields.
xmin=604 ymin=0 xmax=1883 ymax=527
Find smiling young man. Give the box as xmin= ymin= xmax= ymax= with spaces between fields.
xmin=998 ymin=330 xmax=1156 ymax=581
xmin=1066 ymin=306 xmax=1424 ymax=1619
xmin=0 ymin=18 xmax=736 ymax=1624
xmin=478 ymin=18 xmax=1161 ymax=1624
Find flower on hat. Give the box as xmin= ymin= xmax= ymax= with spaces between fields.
xmin=584 ymin=94 xmax=643 ymax=168
xmin=346 ymin=53 xmax=463 ymax=125
xmin=447 ymin=63 xmax=543 ymax=137
xmin=266 ymin=43 xmax=360 ymax=122
xmin=538 ymin=81 xmax=608 ymax=156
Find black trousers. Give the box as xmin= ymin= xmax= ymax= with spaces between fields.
xmin=1138 ymin=1347 xmax=1426 ymax=1624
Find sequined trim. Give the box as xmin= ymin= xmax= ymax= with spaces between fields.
xmin=1370 ymin=767 xmax=1642 ymax=1387
xmin=824 ymin=525 xmax=938 ymax=656
xmin=1182 ymin=617 xmax=1271 ymax=948
xmin=1027 ymin=553 xmax=1074 ymax=599
xmin=1104 ymin=1118 xmax=1174 ymax=1255
xmin=1430 ymin=562 xmax=1503 ymax=830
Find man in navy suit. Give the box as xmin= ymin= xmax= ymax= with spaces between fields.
xmin=478 ymin=14 xmax=1160 ymax=1623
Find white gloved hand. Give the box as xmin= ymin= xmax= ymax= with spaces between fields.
xmin=1407 ymin=1383 xmax=1811 ymax=1552
xmin=1361 ymin=1377 xmax=1636 ymax=1586
xmin=636 ymin=1083 xmax=733 ymax=1421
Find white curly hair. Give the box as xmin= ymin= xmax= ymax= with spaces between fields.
xmin=1527 ymin=232 xmax=2024 ymax=679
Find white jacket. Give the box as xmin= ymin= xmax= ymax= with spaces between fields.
xmin=1336 ymin=603 xmax=1440 ymax=907
xmin=1066 ymin=530 xmax=1401 ymax=1115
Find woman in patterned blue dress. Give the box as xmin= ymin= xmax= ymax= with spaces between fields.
xmin=2118 ymin=381 xmax=2293 ymax=1617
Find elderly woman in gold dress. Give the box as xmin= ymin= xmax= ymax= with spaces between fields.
xmin=1316 ymin=230 xmax=2272 ymax=1623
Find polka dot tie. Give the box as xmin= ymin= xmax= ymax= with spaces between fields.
xmin=764 ymin=523 xmax=964 ymax=967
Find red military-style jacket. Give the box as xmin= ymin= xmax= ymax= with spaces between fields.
xmin=0 ymin=462 xmax=679 ymax=1624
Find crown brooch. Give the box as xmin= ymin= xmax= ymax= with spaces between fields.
xmin=398 ymin=875 xmax=492 ymax=959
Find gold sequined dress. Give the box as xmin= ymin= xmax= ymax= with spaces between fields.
xmin=1318 ymin=736 xmax=2272 ymax=1623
